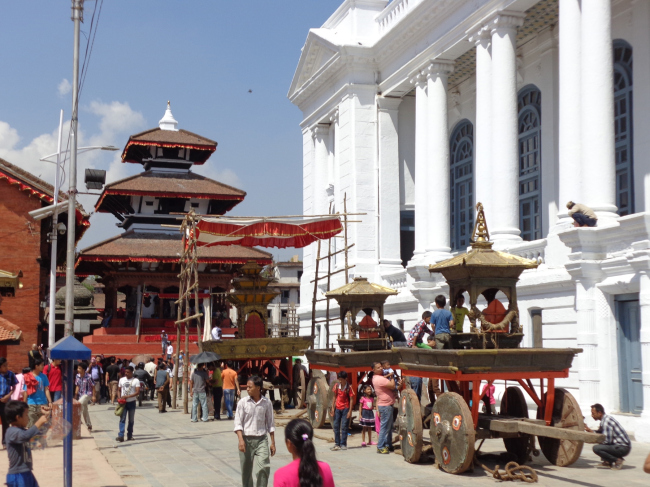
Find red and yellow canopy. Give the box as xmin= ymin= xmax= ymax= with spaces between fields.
xmin=196 ymin=216 xmax=342 ymax=249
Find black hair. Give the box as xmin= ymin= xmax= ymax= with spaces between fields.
xmin=284 ymin=419 xmax=323 ymax=487
xmin=5 ymin=401 xmax=28 ymax=423
xmin=371 ymin=361 xmax=381 ymax=371
xmin=380 ymin=360 xmax=391 ymax=367
xmin=591 ymin=403 xmax=605 ymax=414
xmin=0 ymin=357 xmax=7 ymax=368
xmin=78 ymin=361 xmax=88 ymax=370
xmin=125 ymin=366 xmax=134 ymax=373
xmin=421 ymin=310 xmax=432 ymax=319
xmin=434 ymin=295 xmax=446 ymax=308
xmin=226 ymin=361 xmax=233 ymax=368
xmin=22 ymin=367 xmax=31 ymax=375
xmin=248 ymin=375 xmax=263 ymax=389
xmin=337 ymin=370 xmax=347 ymax=379
xmin=33 ymin=358 xmax=44 ymax=368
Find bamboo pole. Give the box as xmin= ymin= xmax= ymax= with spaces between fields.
xmin=310 ymin=239 xmax=321 ymax=349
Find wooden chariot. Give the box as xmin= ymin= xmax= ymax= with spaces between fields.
xmin=304 ymin=204 xmax=605 ymax=475
xmin=201 ymin=261 xmax=313 ymax=407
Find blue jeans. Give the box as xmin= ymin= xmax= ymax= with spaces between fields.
xmin=118 ymin=401 xmax=136 ymax=438
xmin=571 ymin=212 xmax=597 ymax=227
xmin=6 ymin=471 xmax=39 ymax=487
xmin=377 ymin=405 xmax=394 ymax=450
xmin=224 ymin=389 xmax=236 ymax=419
xmin=332 ymin=408 xmax=349 ymax=447
xmin=52 ymin=390 xmax=62 ymax=402
xmin=191 ymin=392 xmax=208 ymax=421
xmin=409 ymin=377 xmax=422 ymax=402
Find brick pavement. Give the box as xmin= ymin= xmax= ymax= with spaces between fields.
xmin=82 ymin=399 xmax=650 ymax=487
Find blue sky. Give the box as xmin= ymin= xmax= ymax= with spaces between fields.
xmin=0 ymin=0 xmax=341 ymax=261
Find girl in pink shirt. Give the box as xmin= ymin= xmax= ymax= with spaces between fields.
xmin=358 ymin=385 xmax=376 ymax=447
xmin=11 ymin=368 xmax=29 ymax=401
xmin=273 ymin=418 xmax=335 ymax=487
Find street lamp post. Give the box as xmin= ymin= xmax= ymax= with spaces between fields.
xmin=39 ymin=140 xmax=118 ymax=352
xmin=64 ymin=0 xmax=84 ymax=339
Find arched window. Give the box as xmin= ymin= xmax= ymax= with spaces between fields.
xmin=518 ymin=86 xmax=542 ymax=242
xmin=450 ymin=120 xmax=474 ymax=250
xmin=614 ymin=40 xmax=634 ymax=216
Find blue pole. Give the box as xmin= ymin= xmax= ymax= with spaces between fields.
xmin=63 ymin=359 xmax=74 ymax=487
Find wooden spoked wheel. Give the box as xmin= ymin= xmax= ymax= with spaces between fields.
xmin=397 ymin=388 xmax=423 ymax=463
xmin=430 ymin=392 xmax=475 ymax=474
xmin=293 ymin=368 xmax=307 ymax=408
xmin=500 ymin=386 xmax=531 ymax=464
xmin=306 ymin=376 xmax=329 ymax=429
xmin=537 ymin=388 xmax=584 ymax=467
xmin=326 ymin=382 xmax=336 ymax=425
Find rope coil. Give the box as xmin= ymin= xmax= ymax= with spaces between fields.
xmin=480 ymin=461 xmax=538 ymax=483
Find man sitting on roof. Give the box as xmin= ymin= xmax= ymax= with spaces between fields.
xmin=482 ymin=289 xmax=508 ymax=332
xmin=359 ymin=309 xmax=379 ymax=339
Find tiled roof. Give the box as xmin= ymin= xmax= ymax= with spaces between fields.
xmin=0 ymin=317 xmax=22 ymax=342
xmin=77 ymin=231 xmax=272 ymax=264
xmin=121 ymin=128 xmax=217 ymax=165
xmin=96 ymin=171 xmax=244 ymax=208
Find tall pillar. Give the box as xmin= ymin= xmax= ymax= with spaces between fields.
xmin=490 ymin=11 xmax=525 ymax=243
xmin=424 ymin=61 xmax=454 ymax=262
xmin=312 ymin=124 xmax=331 ymax=217
xmin=575 ymin=278 xmax=600 ymax=407
xmin=638 ymin=270 xmax=650 ymax=440
xmin=410 ymin=73 xmax=428 ymax=261
xmin=471 ymin=26 xmax=493 ymax=218
xmin=581 ymin=0 xmax=617 ymax=221
xmin=556 ymin=0 xmax=582 ymax=224
xmin=377 ymin=96 xmax=404 ymax=275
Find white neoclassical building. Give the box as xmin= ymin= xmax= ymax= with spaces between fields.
xmin=288 ymin=0 xmax=650 ymax=440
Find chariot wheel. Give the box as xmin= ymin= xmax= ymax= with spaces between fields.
xmin=536 ymin=388 xmax=584 ymax=467
xmin=293 ymin=368 xmax=307 ymax=408
xmin=326 ymin=381 xmax=336 ymax=425
xmin=306 ymin=375 xmax=329 ymax=429
xmin=500 ymin=386 xmax=532 ymax=464
xmin=430 ymin=392 xmax=475 ymax=474
xmin=397 ymin=388 xmax=423 ymax=463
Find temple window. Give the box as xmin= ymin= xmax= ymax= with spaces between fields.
xmin=517 ymin=85 xmax=542 ymax=242
xmin=449 ymin=120 xmax=474 ymax=250
xmin=614 ymin=39 xmax=634 ymax=216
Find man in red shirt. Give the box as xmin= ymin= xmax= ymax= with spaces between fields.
xmin=329 ymin=371 xmax=355 ymax=451
xmin=44 ymin=359 xmax=63 ymax=402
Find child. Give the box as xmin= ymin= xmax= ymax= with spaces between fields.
xmin=480 ymin=380 xmax=496 ymax=415
xmin=452 ymin=294 xmax=469 ymax=333
xmin=358 ymin=385 xmax=377 ymax=447
xmin=5 ymin=400 xmax=50 ymax=487
xmin=75 ymin=362 xmax=94 ymax=431
xmin=11 ymin=369 xmax=29 ymax=401
xmin=329 ymin=371 xmax=355 ymax=451
xmin=381 ymin=360 xmax=396 ymax=380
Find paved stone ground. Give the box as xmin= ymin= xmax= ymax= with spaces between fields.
xmin=85 ymin=400 xmax=650 ymax=487
xmin=0 ymin=424 xmax=126 ymax=487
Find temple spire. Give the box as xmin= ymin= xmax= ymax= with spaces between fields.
xmin=471 ymin=202 xmax=493 ymax=249
xmin=159 ymin=101 xmax=179 ymax=131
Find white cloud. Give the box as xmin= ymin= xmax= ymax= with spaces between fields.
xmin=211 ymin=168 xmax=242 ymax=189
xmin=58 ymin=79 xmax=71 ymax=97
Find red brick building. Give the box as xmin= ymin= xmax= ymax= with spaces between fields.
xmin=0 ymin=158 xmax=89 ymax=369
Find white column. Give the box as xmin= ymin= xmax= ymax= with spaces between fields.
xmin=581 ymin=0 xmax=617 ymax=221
xmin=312 ymin=124 xmax=331 ymax=217
xmin=377 ymin=96 xmax=403 ymax=274
xmin=556 ymin=0 xmax=582 ymax=224
xmin=638 ymin=270 xmax=650 ymax=440
xmin=490 ymin=11 xmax=525 ymax=243
xmin=471 ymin=26 xmax=493 ymax=218
xmin=575 ymin=278 xmax=600 ymax=408
xmin=410 ymin=73 xmax=428 ymax=260
xmin=632 ymin=0 xmax=650 ymax=213
xmin=202 ymin=295 xmax=212 ymax=341
xmin=424 ymin=61 xmax=454 ymax=261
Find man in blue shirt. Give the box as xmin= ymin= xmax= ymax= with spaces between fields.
xmin=23 ymin=359 xmax=52 ymax=429
xmin=430 ymin=295 xmax=455 ymax=350
xmin=0 ymin=357 xmax=18 ymax=446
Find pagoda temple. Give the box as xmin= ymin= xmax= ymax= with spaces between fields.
xmin=79 ymin=104 xmax=272 ymax=357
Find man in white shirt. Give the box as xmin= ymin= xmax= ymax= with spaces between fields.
xmin=166 ymin=343 xmax=173 ymax=361
xmin=144 ymin=359 xmax=157 ymax=400
xmin=116 ymin=366 xmax=140 ymax=442
xmin=234 ymin=376 xmax=275 ymax=487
